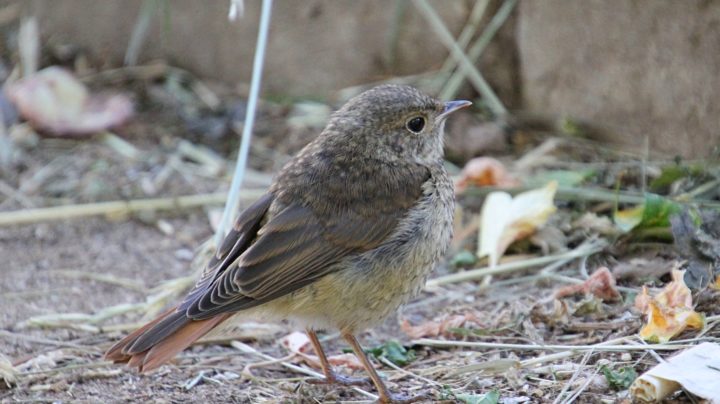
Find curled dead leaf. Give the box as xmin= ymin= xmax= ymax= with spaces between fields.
xmin=478 ymin=181 xmax=558 ymax=266
xmin=554 ymin=267 xmax=620 ymax=302
xmin=5 ymin=67 xmax=133 ymax=136
xmin=401 ymin=312 xmax=484 ymax=339
xmin=456 ymin=157 xmax=519 ymax=192
xmin=634 ymin=269 xmax=705 ymax=343
xmin=279 ymin=331 xmax=366 ymax=371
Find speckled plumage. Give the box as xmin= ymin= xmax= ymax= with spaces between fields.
xmin=106 ymin=84 xmax=469 ymax=403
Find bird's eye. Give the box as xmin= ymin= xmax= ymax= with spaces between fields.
xmin=405 ymin=116 xmax=426 ymax=133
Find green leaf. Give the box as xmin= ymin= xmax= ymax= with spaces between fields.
xmin=650 ymin=163 xmax=705 ymax=192
xmin=366 ymin=340 xmax=416 ymax=366
xmin=451 ymin=250 xmax=477 ymax=268
xmin=600 ymin=365 xmax=637 ymax=390
xmin=456 ymin=390 xmax=500 ymax=404
xmin=614 ymin=193 xmax=681 ymax=232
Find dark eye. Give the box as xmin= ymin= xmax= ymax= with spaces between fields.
xmin=406 ymin=116 xmax=425 ymax=133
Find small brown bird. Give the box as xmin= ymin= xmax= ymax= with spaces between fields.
xmin=106 ymin=84 xmax=470 ymax=403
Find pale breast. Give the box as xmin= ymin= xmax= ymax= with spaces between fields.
xmin=275 ymin=164 xmax=455 ymax=333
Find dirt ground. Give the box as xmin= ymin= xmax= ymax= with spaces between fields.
xmin=1 ymin=73 xmax=719 ymax=404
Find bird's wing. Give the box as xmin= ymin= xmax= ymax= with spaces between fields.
xmin=182 ymin=165 xmax=431 ymax=320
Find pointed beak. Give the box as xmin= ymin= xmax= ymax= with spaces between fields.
xmin=438 ymin=100 xmax=472 ymax=120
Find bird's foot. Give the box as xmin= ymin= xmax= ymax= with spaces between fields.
xmin=377 ymin=391 xmax=432 ymax=404
xmin=308 ymin=372 xmax=371 ymax=386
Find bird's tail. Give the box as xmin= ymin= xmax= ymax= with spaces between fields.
xmin=104 ymin=307 xmax=231 ymax=372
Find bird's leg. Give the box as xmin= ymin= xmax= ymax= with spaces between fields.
xmin=343 ymin=333 xmax=430 ymax=404
xmin=305 ymin=328 xmax=370 ymax=386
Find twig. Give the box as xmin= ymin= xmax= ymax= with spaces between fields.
xmin=427 ymin=240 xmax=605 ymax=287
xmin=0 ymin=330 xmax=93 ymax=351
xmin=0 ymin=190 xmax=265 ymax=227
xmin=440 ymin=0 xmax=518 ymax=101
xmin=411 ymin=339 xmax=693 ymax=352
xmin=230 ymin=341 xmax=378 ymax=400
xmin=48 ymin=269 xmax=146 ymax=292
xmin=412 ymin=0 xmax=506 ymax=115
xmin=552 ymin=350 xmax=592 ymax=404
xmin=464 ymin=184 xmax=720 ymax=209
xmin=215 ymin=0 xmax=274 ymax=245
xmin=124 ymin=0 xmax=160 ymax=66
xmin=97 ymin=132 xmax=144 ymax=161
xmin=435 ymin=0 xmax=490 ymax=80
xmin=0 ymin=179 xmax=35 ymax=208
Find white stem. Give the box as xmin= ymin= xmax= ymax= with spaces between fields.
xmin=215 ymin=0 xmax=274 ymax=245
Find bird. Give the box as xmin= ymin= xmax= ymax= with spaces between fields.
xmin=105 ymin=84 xmax=470 ymax=403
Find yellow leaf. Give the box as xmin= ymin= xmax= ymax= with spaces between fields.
xmin=635 ymin=269 xmax=705 ymax=343
xmin=478 ymin=181 xmax=558 ymax=266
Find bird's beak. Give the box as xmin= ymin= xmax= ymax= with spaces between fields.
xmin=438 ymin=100 xmax=472 ymax=120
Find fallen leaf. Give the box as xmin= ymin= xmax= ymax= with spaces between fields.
xmin=5 ymin=66 xmax=133 ymax=136
xmin=456 ymin=390 xmax=499 ymax=404
xmin=0 ymin=353 xmax=16 ymax=389
xmin=634 ymin=269 xmax=705 ymax=343
xmin=279 ymin=331 xmax=366 ymax=371
xmin=326 ymin=353 xmax=365 ymax=369
xmin=280 ymin=331 xmax=311 ymax=354
xmin=478 ymin=181 xmax=558 ymax=266
xmin=554 ymin=267 xmax=620 ymax=302
xmin=401 ymin=312 xmax=483 ymax=339
xmin=456 ymin=157 xmax=519 ymax=192
xmin=631 ymin=342 xmax=720 ymax=402
xmin=365 ymin=340 xmax=416 ymax=366
xmin=614 ymin=193 xmax=680 ymax=233
xmin=601 ymin=365 xmax=637 ymax=390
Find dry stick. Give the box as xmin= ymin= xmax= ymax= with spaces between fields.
xmin=0 ymin=190 xmax=265 ymax=227
xmin=0 ymin=330 xmax=93 ymax=351
xmin=440 ymin=0 xmax=518 ymax=101
xmin=411 ymin=339 xmax=693 ymax=352
xmin=427 ymin=240 xmax=605 ymax=287
xmin=230 ymin=341 xmax=378 ymax=401
xmin=434 ymin=0 xmax=490 ymax=85
xmin=49 ymin=269 xmax=146 ymax=292
xmin=0 ymin=179 xmax=35 ymax=208
xmin=552 ymin=349 xmax=592 ymax=404
xmin=413 ymin=0 xmax=506 ymax=115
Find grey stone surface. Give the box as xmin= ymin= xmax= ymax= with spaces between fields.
xmin=517 ymin=0 xmax=720 ymax=157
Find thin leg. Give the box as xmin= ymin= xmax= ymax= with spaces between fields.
xmin=305 ymin=328 xmax=370 ymax=386
xmin=342 ymin=333 xmax=430 ymax=404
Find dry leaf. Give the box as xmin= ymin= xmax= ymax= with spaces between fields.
xmin=0 ymin=353 xmax=16 ymax=388
xmin=5 ymin=66 xmax=133 ymax=136
xmin=478 ymin=181 xmax=558 ymax=266
xmin=401 ymin=312 xmax=483 ymax=339
xmin=279 ymin=331 xmax=365 ymax=371
xmin=326 ymin=353 xmax=365 ymax=370
xmin=631 ymin=342 xmax=720 ymax=402
xmin=554 ymin=267 xmax=620 ymax=302
xmin=634 ymin=269 xmax=705 ymax=343
xmin=280 ymin=331 xmax=311 ymax=354
xmin=456 ymin=157 xmax=519 ymax=192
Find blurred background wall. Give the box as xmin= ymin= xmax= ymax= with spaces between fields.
xmin=15 ymin=0 xmax=720 ymax=157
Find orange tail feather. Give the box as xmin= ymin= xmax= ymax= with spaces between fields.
xmin=105 ymin=307 xmax=231 ymax=372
